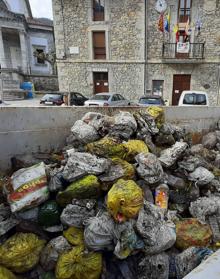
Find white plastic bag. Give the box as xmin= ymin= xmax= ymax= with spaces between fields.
xmin=8 ymin=162 xmax=49 ymax=212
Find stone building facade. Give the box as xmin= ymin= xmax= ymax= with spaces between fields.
xmin=0 ymin=0 xmax=58 ymax=93
xmin=52 ymin=0 xmax=145 ymax=101
xmin=147 ymin=0 xmax=220 ymax=105
xmin=52 ymin=0 xmax=220 ymax=105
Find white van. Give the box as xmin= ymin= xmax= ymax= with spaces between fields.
xmin=178 ymin=91 xmax=209 ymax=106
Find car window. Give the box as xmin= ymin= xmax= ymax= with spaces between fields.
xmin=90 ymin=95 xmax=110 ymax=101
xmin=139 ymin=98 xmax=162 ymax=105
xmin=112 ymin=95 xmax=119 ymax=101
xmin=183 ymin=93 xmax=207 ymax=105
xmin=117 ymin=94 xmax=125 ymax=100
xmin=75 ymin=93 xmax=84 ymax=99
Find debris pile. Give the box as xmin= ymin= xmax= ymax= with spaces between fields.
xmin=1 ymin=107 xmax=220 ymax=278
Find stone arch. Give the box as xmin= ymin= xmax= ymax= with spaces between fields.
xmin=0 ymin=0 xmax=11 ymax=10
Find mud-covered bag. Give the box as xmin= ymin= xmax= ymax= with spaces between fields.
xmin=107 ymin=179 xmax=143 ymax=222
xmin=174 ymin=247 xmax=213 ymax=279
xmin=7 ymin=162 xmax=49 ymax=212
xmin=175 ymin=218 xmax=212 ymax=250
xmin=61 ymin=200 xmax=96 ymax=228
xmin=99 ymin=158 xmax=135 ymax=187
xmin=55 ymin=246 xmax=102 ymax=279
xmin=188 ymin=167 xmax=214 ymax=186
xmin=0 ymin=266 xmax=17 ymax=279
xmin=40 ymin=236 xmax=71 ymax=271
xmin=57 ymin=175 xmax=101 ymax=206
xmin=71 ymin=120 xmax=100 ymax=144
xmin=108 ymin=112 xmax=137 ymax=140
xmin=62 ymin=152 xmax=111 ymax=182
xmin=136 ymin=201 xmax=176 ymax=255
xmin=84 ymin=212 xmax=115 ymax=251
xmin=136 ymin=153 xmax=164 ymax=184
xmin=0 ymin=233 xmax=46 ymax=273
xmin=146 ymin=106 xmax=165 ymax=128
xmin=138 ymin=253 xmax=169 ymax=279
xmin=159 ymin=142 xmax=188 ymax=168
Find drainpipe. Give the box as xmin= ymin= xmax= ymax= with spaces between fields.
xmin=144 ymin=0 xmax=149 ymax=95
xmin=217 ymin=64 xmax=220 ymax=105
xmin=60 ymin=0 xmax=67 ymax=59
xmin=144 ymin=0 xmax=148 ymax=95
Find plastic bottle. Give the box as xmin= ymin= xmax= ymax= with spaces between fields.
xmin=155 ymin=183 xmax=169 ymax=210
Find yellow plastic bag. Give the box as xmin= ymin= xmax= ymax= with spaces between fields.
xmin=56 ymin=246 xmax=102 ymax=279
xmin=107 ymin=179 xmax=143 ymax=222
xmin=63 ymin=227 xmax=84 ymax=247
xmin=0 ymin=233 xmax=46 ymax=273
xmin=86 ymin=137 xmax=127 ymax=159
xmin=146 ymin=106 xmax=165 ymax=128
xmin=57 ymin=175 xmax=101 ymax=206
xmin=111 ymin=158 xmax=135 ymax=180
xmin=123 ymin=140 xmax=149 ymax=162
xmin=0 ymin=266 xmax=17 ymax=279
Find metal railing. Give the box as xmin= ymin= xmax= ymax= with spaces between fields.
xmin=162 ymin=43 xmax=205 ymax=60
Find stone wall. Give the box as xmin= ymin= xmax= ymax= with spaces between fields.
xmin=58 ymin=62 xmax=144 ymax=100
xmin=52 ymin=0 xmax=145 ymax=99
xmin=147 ymin=63 xmax=219 ymax=105
xmin=25 ymin=74 xmax=59 ymax=91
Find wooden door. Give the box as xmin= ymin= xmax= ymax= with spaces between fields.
xmin=93 ymin=72 xmax=109 ymax=94
xmin=172 ymin=75 xmax=191 ymax=105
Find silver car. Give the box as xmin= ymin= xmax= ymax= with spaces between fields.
xmin=84 ymin=93 xmax=130 ymax=107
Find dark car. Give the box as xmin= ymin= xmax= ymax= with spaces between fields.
xmin=138 ymin=95 xmax=165 ymax=107
xmin=70 ymin=92 xmax=88 ymax=106
xmin=40 ymin=94 xmax=64 ymax=106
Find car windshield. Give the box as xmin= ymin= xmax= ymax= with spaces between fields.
xmin=43 ymin=94 xmax=62 ymax=100
xmin=90 ymin=95 xmax=110 ymax=101
xmin=183 ymin=93 xmax=207 ymax=105
xmin=139 ymin=98 xmax=162 ymax=105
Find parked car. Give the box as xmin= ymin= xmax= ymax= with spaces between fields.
xmin=40 ymin=93 xmax=64 ymax=106
xmin=70 ymin=92 xmax=88 ymax=106
xmin=138 ymin=95 xmax=165 ymax=106
xmin=178 ymin=91 xmax=209 ymax=106
xmin=84 ymin=93 xmax=130 ymax=107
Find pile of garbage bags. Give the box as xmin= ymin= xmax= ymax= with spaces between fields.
xmin=2 ymin=107 xmax=220 ymax=278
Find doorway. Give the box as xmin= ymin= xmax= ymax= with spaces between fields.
xmin=172 ymin=74 xmax=191 ymax=105
xmin=93 ymin=72 xmax=109 ymax=94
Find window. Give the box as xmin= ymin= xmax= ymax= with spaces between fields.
xmin=152 ymin=80 xmax=164 ymax=96
xmin=93 ymin=32 xmax=106 ymax=59
xmin=183 ymin=93 xmax=207 ymax=105
xmin=179 ymin=0 xmax=191 ymax=22
xmin=112 ymin=95 xmax=119 ymax=101
xmin=93 ymin=0 xmax=105 ymax=21
xmin=36 ymin=49 xmax=45 ymax=64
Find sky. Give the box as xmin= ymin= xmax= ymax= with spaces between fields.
xmin=29 ymin=0 xmax=53 ymax=19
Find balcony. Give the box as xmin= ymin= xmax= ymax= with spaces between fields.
xmin=162 ymin=43 xmax=205 ymax=63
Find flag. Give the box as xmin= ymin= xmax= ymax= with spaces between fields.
xmin=158 ymin=14 xmax=164 ymax=32
xmin=185 ymin=18 xmax=190 ymax=35
xmin=173 ymin=24 xmax=179 ymax=34
xmin=164 ymin=13 xmax=170 ymax=32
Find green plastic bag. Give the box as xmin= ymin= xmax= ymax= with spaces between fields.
xmin=57 ymin=175 xmax=101 ymax=206
xmin=56 ymin=246 xmax=102 ymax=279
xmin=0 ymin=233 xmax=45 ymax=273
xmin=107 ymin=179 xmax=143 ymax=222
xmin=38 ymin=200 xmax=62 ymax=227
xmin=0 ymin=266 xmax=17 ymax=279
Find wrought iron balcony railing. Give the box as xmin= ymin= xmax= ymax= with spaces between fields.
xmin=162 ymin=43 xmax=205 ymax=60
